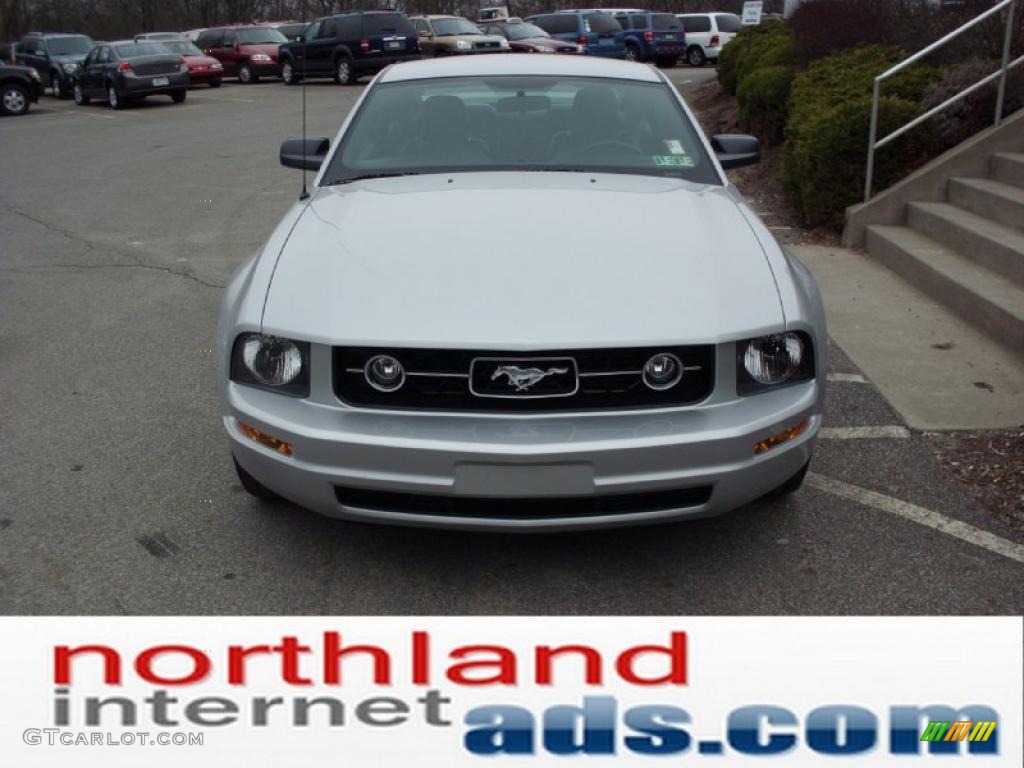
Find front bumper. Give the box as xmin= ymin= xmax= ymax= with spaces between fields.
xmin=187 ymin=67 xmax=223 ymax=83
xmin=227 ymin=378 xmax=820 ymax=531
xmin=247 ymin=61 xmax=280 ymax=77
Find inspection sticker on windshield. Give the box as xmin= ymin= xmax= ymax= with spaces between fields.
xmin=665 ymin=139 xmax=687 ymax=155
xmin=654 ymin=155 xmax=695 ymax=167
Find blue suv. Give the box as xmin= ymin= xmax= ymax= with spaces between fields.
xmin=526 ymin=11 xmax=626 ymax=59
xmin=609 ymin=11 xmax=686 ymax=66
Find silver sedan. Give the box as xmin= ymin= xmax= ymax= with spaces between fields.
xmin=218 ymin=54 xmax=826 ymax=530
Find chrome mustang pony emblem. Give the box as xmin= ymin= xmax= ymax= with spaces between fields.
xmin=491 ymin=365 xmax=570 ymax=392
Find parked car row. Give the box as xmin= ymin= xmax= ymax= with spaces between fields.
xmin=2 ymin=9 xmax=740 ymax=115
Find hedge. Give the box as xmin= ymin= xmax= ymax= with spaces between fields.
xmin=781 ymin=45 xmax=940 ymax=229
xmin=717 ymin=19 xmax=794 ymax=97
xmin=737 ymin=65 xmax=793 ymax=145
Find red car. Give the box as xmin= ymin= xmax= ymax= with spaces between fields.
xmin=195 ymin=25 xmax=287 ymax=83
xmin=479 ymin=18 xmax=584 ymax=54
xmin=159 ymin=39 xmax=223 ymax=87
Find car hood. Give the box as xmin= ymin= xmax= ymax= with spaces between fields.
xmin=184 ymin=53 xmax=220 ymax=66
xmin=261 ymin=173 xmax=784 ymax=348
xmin=443 ymin=34 xmax=506 ymax=44
xmin=241 ymin=43 xmax=280 ymax=58
xmin=521 ymin=37 xmax=578 ymax=50
xmin=53 ymin=53 xmax=87 ymax=64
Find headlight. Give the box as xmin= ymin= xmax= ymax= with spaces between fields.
xmin=61 ymin=61 xmax=77 ymax=73
xmin=211 ymin=62 xmax=223 ymax=69
xmin=456 ymin=40 xmax=472 ymax=50
xmin=230 ymin=333 xmax=310 ymax=396
xmin=28 ymin=68 xmax=41 ymax=80
xmin=250 ymin=53 xmax=272 ymax=62
xmin=499 ymin=39 xmax=510 ymax=49
xmin=737 ymin=332 xmax=814 ymax=395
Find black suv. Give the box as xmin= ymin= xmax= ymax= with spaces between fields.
xmin=277 ymin=11 xmax=420 ymax=85
xmin=0 ymin=65 xmax=43 ymax=115
xmin=15 ymin=32 xmax=95 ymax=98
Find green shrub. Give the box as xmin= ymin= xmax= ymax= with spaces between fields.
xmin=718 ymin=19 xmax=793 ymax=96
xmin=737 ymin=65 xmax=794 ymax=145
xmin=782 ymin=96 xmax=932 ymax=229
xmin=781 ymin=45 xmax=940 ymax=229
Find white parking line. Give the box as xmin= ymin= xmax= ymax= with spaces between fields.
xmin=827 ymin=372 xmax=868 ymax=383
xmin=807 ymin=473 xmax=1024 ymax=565
xmin=189 ymin=94 xmax=255 ymax=103
xmin=819 ymin=426 xmax=911 ymax=439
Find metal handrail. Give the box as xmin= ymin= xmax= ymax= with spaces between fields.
xmin=864 ymin=0 xmax=1021 ymax=201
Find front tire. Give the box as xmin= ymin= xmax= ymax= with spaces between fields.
xmin=51 ymin=71 xmax=69 ymax=98
xmin=73 ymin=82 xmax=89 ymax=105
xmin=0 ymin=82 xmax=30 ymax=115
xmin=170 ymin=89 xmax=186 ymax=103
xmin=687 ymin=45 xmax=706 ymax=67
xmin=107 ymin=83 xmax=122 ymax=110
xmin=281 ymin=60 xmax=299 ymax=85
xmin=238 ymin=63 xmax=256 ymax=84
xmin=333 ymin=55 xmax=356 ymax=85
xmin=233 ymin=457 xmax=279 ymax=501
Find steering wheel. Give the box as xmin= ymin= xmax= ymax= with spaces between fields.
xmin=580 ymin=140 xmax=644 ymax=156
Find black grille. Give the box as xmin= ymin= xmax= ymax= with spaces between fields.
xmin=335 ymin=485 xmax=713 ymax=519
xmin=474 ymin=40 xmax=502 ymax=49
xmin=333 ymin=346 xmax=715 ymax=412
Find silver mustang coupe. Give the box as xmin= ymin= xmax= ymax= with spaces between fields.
xmin=218 ymin=54 xmax=826 ymax=530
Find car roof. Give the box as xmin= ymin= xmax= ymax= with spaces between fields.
xmin=325 ymin=10 xmax=403 ymax=17
xmin=379 ymin=54 xmax=662 ymax=84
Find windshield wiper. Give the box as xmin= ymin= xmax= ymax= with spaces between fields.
xmin=326 ymin=172 xmax=422 ymax=186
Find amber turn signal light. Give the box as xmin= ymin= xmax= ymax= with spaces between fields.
xmin=754 ymin=419 xmax=809 ymax=455
xmin=238 ymin=422 xmax=293 ymax=456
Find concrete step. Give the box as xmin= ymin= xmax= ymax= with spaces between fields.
xmin=992 ymin=152 xmax=1024 ymax=188
xmin=948 ymin=177 xmax=1024 ymax=233
xmin=865 ymin=224 xmax=1024 ymax=356
xmin=907 ymin=201 xmax=1024 ymax=287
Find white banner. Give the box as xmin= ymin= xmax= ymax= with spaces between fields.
xmin=0 ymin=617 xmax=1020 ymax=766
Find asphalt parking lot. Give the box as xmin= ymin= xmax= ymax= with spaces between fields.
xmin=1 ymin=69 xmax=1022 ymax=615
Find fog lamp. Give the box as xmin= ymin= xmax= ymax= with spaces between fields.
xmin=643 ymin=353 xmax=683 ymax=391
xmin=365 ymin=355 xmax=405 ymax=392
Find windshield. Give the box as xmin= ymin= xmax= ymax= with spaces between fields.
xmin=115 ymin=42 xmax=168 ymax=57
xmin=326 ymin=76 xmax=718 ymax=186
xmin=432 ymin=18 xmax=483 ymax=36
xmin=715 ymin=14 xmax=742 ymax=32
xmin=236 ymin=27 xmax=287 ymax=44
xmin=504 ymin=23 xmax=549 ymax=40
xmin=277 ymin=23 xmax=307 ymax=39
xmin=48 ymin=36 xmax=94 ymax=55
xmin=161 ymin=41 xmax=203 ymax=55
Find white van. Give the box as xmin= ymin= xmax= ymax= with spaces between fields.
xmin=675 ymin=12 xmax=741 ymax=66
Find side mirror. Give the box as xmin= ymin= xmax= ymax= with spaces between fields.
xmin=712 ymin=134 xmax=761 ymax=170
xmin=280 ymin=137 xmax=330 ymax=171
